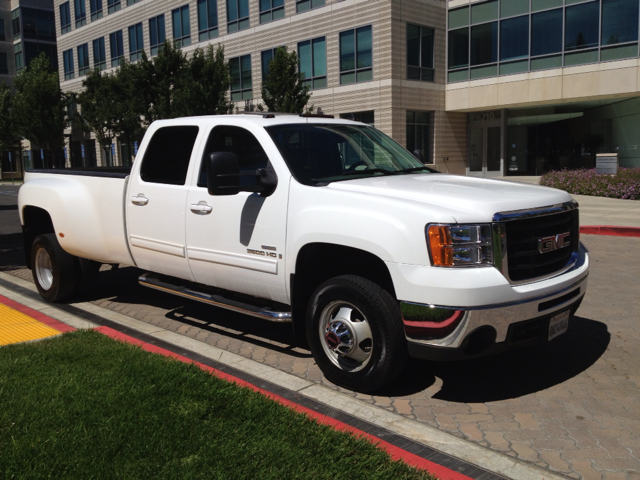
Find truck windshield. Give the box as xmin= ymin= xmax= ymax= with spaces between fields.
xmin=265 ymin=124 xmax=436 ymax=185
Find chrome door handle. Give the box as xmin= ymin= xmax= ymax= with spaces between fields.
xmin=190 ymin=201 xmax=212 ymax=215
xmin=131 ymin=194 xmax=149 ymax=206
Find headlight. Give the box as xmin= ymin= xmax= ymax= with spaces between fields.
xmin=426 ymin=224 xmax=493 ymax=267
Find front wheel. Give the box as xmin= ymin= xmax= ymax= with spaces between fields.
xmin=306 ymin=275 xmax=408 ymax=393
xmin=31 ymin=233 xmax=77 ymax=302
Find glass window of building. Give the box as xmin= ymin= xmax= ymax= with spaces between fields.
xmin=407 ymin=24 xmax=434 ymax=82
xmin=531 ymin=9 xmax=563 ymax=57
xmin=24 ymin=42 xmax=57 ymax=71
xmin=470 ymin=22 xmax=497 ymax=65
xmin=296 ymin=0 xmax=324 ymax=14
xmin=149 ymin=15 xmax=166 ymax=56
xmin=14 ymin=43 xmax=23 ymax=71
xmin=129 ymin=23 xmax=143 ymax=61
xmin=63 ymin=49 xmax=74 ymax=80
xmin=260 ymin=0 xmax=284 ymax=24
xmin=21 ymin=8 xmax=55 ymax=42
xmin=261 ymin=47 xmax=280 ymax=83
xmin=339 ymin=111 xmax=374 ymax=125
xmin=11 ymin=10 xmax=20 ymax=40
xmin=298 ymin=37 xmax=327 ymax=90
xmin=0 ymin=20 xmax=5 ymax=41
xmin=109 ymin=30 xmax=124 ymax=67
xmin=500 ymin=15 xmax=528 ymax=61
xmin=0 ymin=53 xmax=8 ymax=75
xmin=107 ymin=0 xmax=121 ymax=14
xmin=127 ymin=0 xmax=141 ymax=5
xmin=602 ymin=0 xmax=639 ymax=46
xmin=229 ymin=54 xmax=252 ymax=101
xmin=227 ymin=0 xmax=249 ymax=33
xmin=565 ymin=1 xmax=600 ymax=51
xmin=74 ymin=0 xmax=86 ymax=28
xmin=406 ymin=111 xmax=432 ymax=164
xmin=448 ymin=28 xmax=469 ymax=69
xmin=93 ymin=37 xmax=106 ymax=70
xmin=60 ymin=2 xmax=72 ymax=34
xmin=90 ymin=0 xmax=103 ymax=21
xmin=77 ymin=43 xmax=89 ymax=76
xmin=197 ymin=0 xmax=218 ymax=41
xmin=339 ymin=25 xmax=372 ymax=85
xmin=172 ymin=5 xmax=191 ymax=47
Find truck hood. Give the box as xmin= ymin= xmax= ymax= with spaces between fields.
xmin=326 ymin=174 xmax=574 ymax=222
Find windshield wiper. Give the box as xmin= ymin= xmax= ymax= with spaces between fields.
xmin=399 ymin=166 xmax=435 ymax=173
xmin=341 ymin=168 xmax=401 ymax=176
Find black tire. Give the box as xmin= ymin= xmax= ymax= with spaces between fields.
xmin=306 ymin=275 xmax=408 ymax=393
xmin=31 ymin=233 xmax=78 ymax=302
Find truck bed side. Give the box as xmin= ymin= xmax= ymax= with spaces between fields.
xmin=19 ymin=170 xmax=135 ymax=266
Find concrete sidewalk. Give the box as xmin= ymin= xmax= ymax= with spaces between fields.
xmin=497 ymin=176 xmax=640 ymax=228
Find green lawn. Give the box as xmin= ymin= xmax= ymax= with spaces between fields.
xmin=0 ymin=330 xmax=437 ymax=479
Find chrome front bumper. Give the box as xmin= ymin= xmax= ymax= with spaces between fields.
xmin=401 ymin=244 xmax=589 ymax=358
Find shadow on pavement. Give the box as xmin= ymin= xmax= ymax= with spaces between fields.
xmin=378 ymin=315 xmax=609 ymax=401
xmin=80 ymin=265 xmax=313 ymax=359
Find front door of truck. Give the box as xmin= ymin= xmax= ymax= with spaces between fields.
xmin=185 ymin=124 xmax=289 ymax=304
xmin=126 ymin=124 xmax=202 ymax=281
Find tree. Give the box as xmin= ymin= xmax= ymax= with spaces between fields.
xmin=0 ymin=82 xmax=15 ymax=156
xmin=173 ymin=45 xmax=232 ymax=117
xmin=12 ymin=53 xmax=67 ymax=166
xmin=142 ymin=41 xmax=188 ymax=121
xmin=77 ymin=69 xmax=119 ymax=163
xmin=261 ymin=47 xmax=311 ymax=113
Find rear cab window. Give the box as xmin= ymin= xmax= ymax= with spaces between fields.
xmin=140 ymin=126 xmax=200 ymax=185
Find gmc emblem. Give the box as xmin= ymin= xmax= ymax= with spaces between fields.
xmin=538 ymin=232 xmax=571 ymax=254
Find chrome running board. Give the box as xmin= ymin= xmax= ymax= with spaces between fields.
xmin=139 ymin=273 xmax=292 ymax=323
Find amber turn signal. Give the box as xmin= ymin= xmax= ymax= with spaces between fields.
xmin=427 ymin=225 xmax=453 ymax=266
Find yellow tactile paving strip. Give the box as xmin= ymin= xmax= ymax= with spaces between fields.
xmin=0 ymin=303 xmax=61 ymax=346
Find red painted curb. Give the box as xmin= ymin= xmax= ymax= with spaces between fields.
xmin=96 ymin=325 xmax=473 ymax=480
xmin=0 ymin=294 xmax=76 ymax=333
xmin=580 ymin=225 xmax=640 ymax=237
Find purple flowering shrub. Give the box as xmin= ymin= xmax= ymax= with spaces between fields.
xmin=539 ymin=168 xmax=640 ymax=200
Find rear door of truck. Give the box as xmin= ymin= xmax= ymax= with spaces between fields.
xmin=126 ymin=122 xmax=204 ymax=281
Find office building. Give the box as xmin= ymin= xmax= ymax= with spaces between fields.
xmin=446 ymin=0 xmax=640 ymax=177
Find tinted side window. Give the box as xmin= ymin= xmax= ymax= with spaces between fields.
xmin=140 ymin=126 xmax=199 ymax=185
xmin=198 ymin=126 xmax=268 ymax=187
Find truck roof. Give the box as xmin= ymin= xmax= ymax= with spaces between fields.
xmin=149 ymin=113 xmax=369 ymax=128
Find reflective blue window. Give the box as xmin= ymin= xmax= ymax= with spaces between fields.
xmin=602 ymin=0 xmax=639 ymax=45
xmin=448 ymin=28 xmax=469 ymax=68
xmin=500 ymin=15 xmax=528 ymax=61
xmin=149 ymin=15 xmax=165 ymax=56
xmin=471 ymin=22 xmax=497 ymax=65
xmin=565 ymin=1 xmax=600 ymax=51
xmin=531 ymin=8 xmax=563 ymax=57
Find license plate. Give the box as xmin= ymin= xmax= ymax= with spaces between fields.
xmin=548 ymin=311 xmax=570 ymax=341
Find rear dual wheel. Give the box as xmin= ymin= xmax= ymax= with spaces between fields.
xmin=306 ymin=275 xmax=408 ymax=393
xmin=31 ymin=233 xmax=100 ymax=302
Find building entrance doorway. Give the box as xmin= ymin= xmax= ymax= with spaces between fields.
xmin=468 ymin=125 xmax=501 ymax=178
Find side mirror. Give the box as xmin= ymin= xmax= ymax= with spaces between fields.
xmin=207 ymin=152 xmax=240 ymax=196
xmin=413 ymin=149 xmax=425 ymax=163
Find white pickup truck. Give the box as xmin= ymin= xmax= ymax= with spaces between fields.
xmin=18 ymin=114 xmax=589 ymax=392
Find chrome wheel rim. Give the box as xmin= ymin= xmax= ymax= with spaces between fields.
xmin=35 ymin=247 xmax=53 ymax=291
xmin=319 ymin=301 xmax=374 ymax=372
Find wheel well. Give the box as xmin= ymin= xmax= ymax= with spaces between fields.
xmin=291 ymin=243 xmax=396 ymax=334
xmin=22 ymin=206 xmax=55 ymax=269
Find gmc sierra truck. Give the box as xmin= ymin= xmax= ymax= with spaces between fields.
xmin=18 ymin=114 xmax=589 ymax=392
